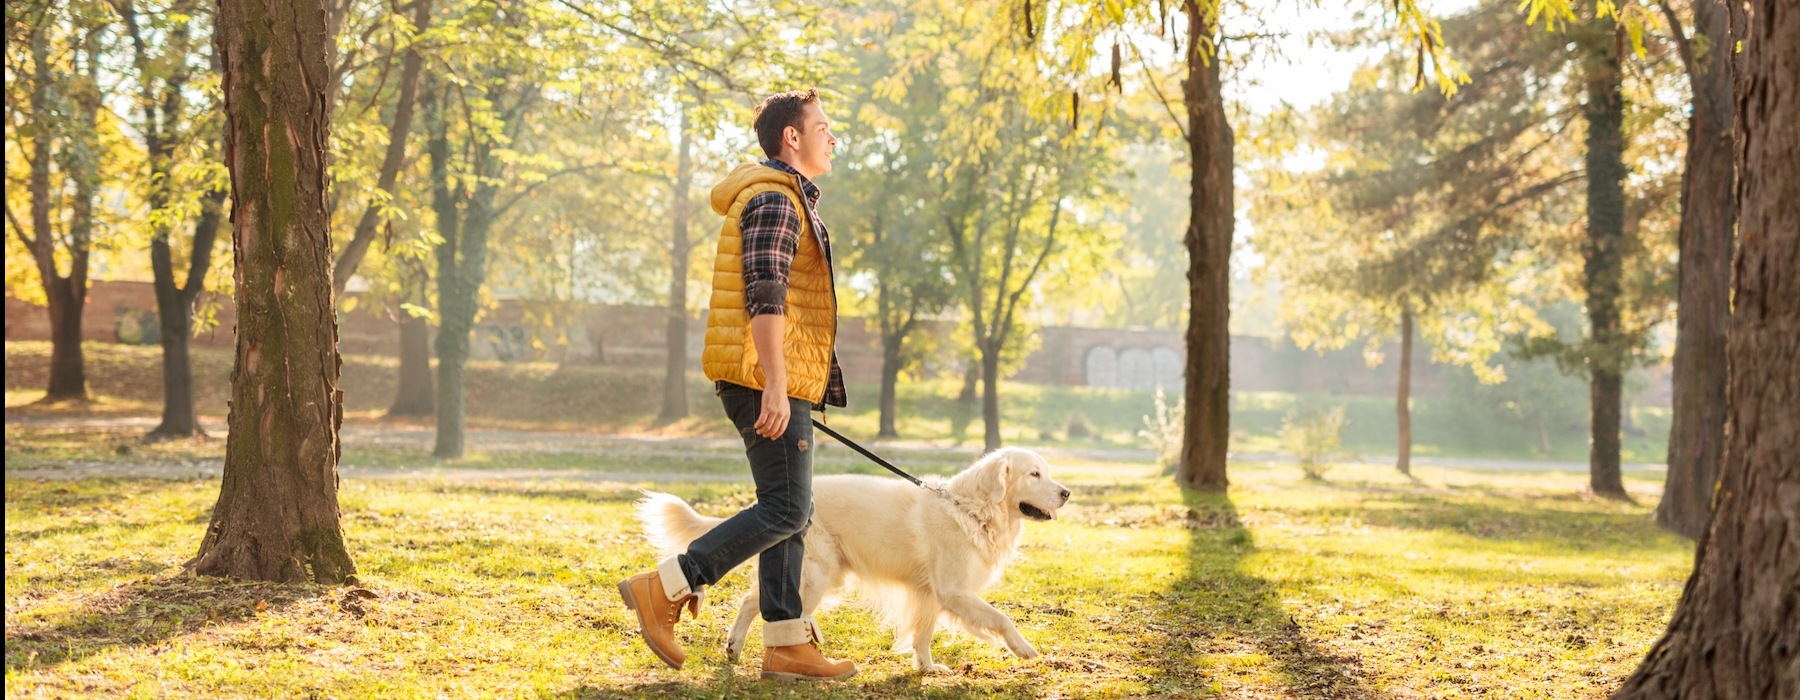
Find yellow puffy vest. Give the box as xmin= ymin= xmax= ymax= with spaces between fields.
xmin=702 ymin=163 xmax=838 ymax=404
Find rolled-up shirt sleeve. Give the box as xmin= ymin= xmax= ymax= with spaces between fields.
xmin=738 ymin=191 xmax=802 ymax=318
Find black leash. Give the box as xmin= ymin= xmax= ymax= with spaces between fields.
xmin=810 ymin=418 xmax=927 ymax=489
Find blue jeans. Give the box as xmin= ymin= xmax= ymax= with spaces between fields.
xmin=677 ymin=383 xmax=813 ymax=622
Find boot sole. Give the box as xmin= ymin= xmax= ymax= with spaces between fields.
xmin=617 ymin=578 xmax=684 ymax=670
xmin=760 ymin=668 xmax=859 ymax=681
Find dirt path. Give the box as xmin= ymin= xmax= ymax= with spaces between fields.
xmin=5 ymin=414 xmax=1664 ymax=482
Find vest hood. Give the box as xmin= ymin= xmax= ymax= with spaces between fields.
xmin=710 ymin=163 xmax=800 ymax=216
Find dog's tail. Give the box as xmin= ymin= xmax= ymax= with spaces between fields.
xmin=635 ymin=491 xmax=725 ymax=558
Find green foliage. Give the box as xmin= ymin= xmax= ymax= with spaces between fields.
xmin=1251 ymin=0 xmax=1582 ymax=383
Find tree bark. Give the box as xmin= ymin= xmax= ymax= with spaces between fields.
xmin=1581 ymin=25 xmax=1628 ymax=500
xmin=1657 ymin=0 xmax=1735 ymax=539
xmin=193 ymin=0 xmax=355 ymax=584
xmin=331 ymin=0 xmax=431 ymax=296
xmin=1613 ymin=1 xmax=1798 ymax=692
xmin=387 ymin=307 xmax=435 ymax=416
xmin=149 ymin=187 xmax=226 ymax=439
xmin=1396 ymin=306 xmax=1414 ymax=476
xmin=1176 ymin=0 xmax=1232 ymax=492
xmin=658 ymin=105 xmax=694 ymax=423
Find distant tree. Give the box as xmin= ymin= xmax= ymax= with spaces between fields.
xmin=1654 ymin=0 xmax=1734 ymax=539
xmin=1252 ymin=1 xmax=1579 ymax=476
xmin=5 ymin=2 xmax=111 ymax=403
xmin=115 ymin=0 xmax=230 ymax=439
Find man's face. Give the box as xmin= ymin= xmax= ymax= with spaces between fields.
xmin=784 ymin=102 xmax=836 ymax=179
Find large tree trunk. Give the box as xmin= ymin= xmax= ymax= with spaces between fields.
xmin=149 ymin=188 xmax=225 ymax=439
xmin=388 ymin=308 xmax=435 ymax=416
xmin=1176 ymin=0 xmax=1232 ymax=492
xmin=658 ymin=105 xmax=693 ymax=423
xmin=981 ymin=345 xmax=1002 ymax=452
xmin=1613 ymin=1 xmax=1798 ymax=693
xmin=1656 ymin=0 xmax=1735 ymax=540
xmin=1396 ymin=306 xmax=1414 ymax=476
xmin=193 ymin=0 xmax=355 ymax=584
xmin=1581 ymin=26 xmax=1628 ymax=500
xmin=331 ymin=0 xmax=430 ymax=295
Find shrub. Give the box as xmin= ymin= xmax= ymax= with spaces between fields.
xmin=1065 ymin=411 xmax=1094 ymax=440
xmin=1138 ymin=388 xmax=1184 ymax=473
xmin=1281 ymin=403 xmax=1347 ymax=481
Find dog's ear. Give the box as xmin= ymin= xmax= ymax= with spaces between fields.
xmin=976 ymin=450 xmax=1012 ymax=504
xmin=950 ymin=450 xmax=1012 ymax=504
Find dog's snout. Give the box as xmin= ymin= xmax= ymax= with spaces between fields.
xmin=1058 ymin=488 xmax=1070 ymax=501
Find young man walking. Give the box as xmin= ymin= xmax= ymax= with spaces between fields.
xmin=617 ymin=88 xmax=855 ymax=681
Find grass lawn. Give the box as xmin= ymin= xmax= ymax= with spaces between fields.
xmin=4 ymin=428 xmax=1691 ymax=698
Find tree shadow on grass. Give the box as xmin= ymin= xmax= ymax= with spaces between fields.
xmin=3 ymin=575 xmax=326 ymax=673
xmin=559 ymin=662 xmax=1048 ymax=699
xmin=1148 ymin=490 xmax=1385 ymax=698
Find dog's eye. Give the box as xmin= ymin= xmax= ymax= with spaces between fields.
xmin=1031 ymin=472 xmax=1040 ymax=478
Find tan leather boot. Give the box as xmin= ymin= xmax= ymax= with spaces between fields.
xmin=761 ymin=617 xmax=858 ymax=681
xmin=617 ymin=557 xmax=702 ymax=670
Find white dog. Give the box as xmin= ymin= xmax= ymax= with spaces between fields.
xmin=636 ymin=446 xmax=1071 ymax=673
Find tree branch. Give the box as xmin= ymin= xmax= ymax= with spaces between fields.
xmin=5 ymin=202 xmax=35 ymax=251
xmin=1656 ymin=0 xmax=1697 ymax=78
xmin=1127 ymin=36 xmax=1190 ymax=143
xmin=492 ymin=160 xmax=619 ymax=218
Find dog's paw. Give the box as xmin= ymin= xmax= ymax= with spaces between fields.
xmin=724 ymin=640 xmax=743 ymax=662
xmin=1010 ymin=641 xmax=1040 ymax=660
xmin=919 ymin=663 xmax=951 ymax=675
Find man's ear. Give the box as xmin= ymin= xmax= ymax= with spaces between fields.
xmin=783 ymin=125 xmax=801 ymax=153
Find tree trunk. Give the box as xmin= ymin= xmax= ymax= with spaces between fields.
xmin=981 ymin=345 xmax=1002 ymax=452
xmin=879 ymin=330 xmax=903 ymax=438
xmin=149 ymin=187 xmax=225 ymax=439
xmin=44 ymin=290 xmax=88 ymax=401
xmin=1613 ymin=1 xmax=1798 ymax=692
xmin=331 ymin=0 xmax=431 ymax=296
xmin=1657 ymin=0 xmax=1735 ymax=540
xmin=1581 ymin=26 xmax=1628 ymax=500
xmin=1176 ymin=0 xmax=1232 ymax=492
xmin=431 ymin=175 xmax=494 ymax=459
xmin=387 ymin=308 xmax=435 ymax=416
xmin=193 ymin=0 xmax=355 ymax=584
xmin=1396 ymin=306 xmax=1414 ymax=476
xmin=958 ymin=362 xmax=979 ymax=403
xmin=658 ymin=105 xmax=694 ymax=423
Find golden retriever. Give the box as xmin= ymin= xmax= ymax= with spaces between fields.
xmin=635 ymin=446 xmax=1071 ymax=673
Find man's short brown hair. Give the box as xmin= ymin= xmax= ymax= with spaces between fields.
xmin=752 ymin=88 xmax=820 ymax=159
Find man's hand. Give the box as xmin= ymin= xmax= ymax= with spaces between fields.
xmin=749 ymin=314 xmax=791 ymax=439
xmin=755 ymin=377 xmax=790 ymax=439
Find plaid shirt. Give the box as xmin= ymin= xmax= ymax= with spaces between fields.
xmin=739 ymin=158 xmax=847 ymax=409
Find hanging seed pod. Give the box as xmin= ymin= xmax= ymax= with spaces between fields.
xmin=1111 ymin=43 xmax=1123 ymax=93
xmin=1025 ymin=0 xmax=1036 ymax=39
xmin=1071 ymin=90 xmax=1080 ymax=130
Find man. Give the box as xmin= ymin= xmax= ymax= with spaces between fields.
xmin=617 ymin=88 xmax=856 ymax=682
